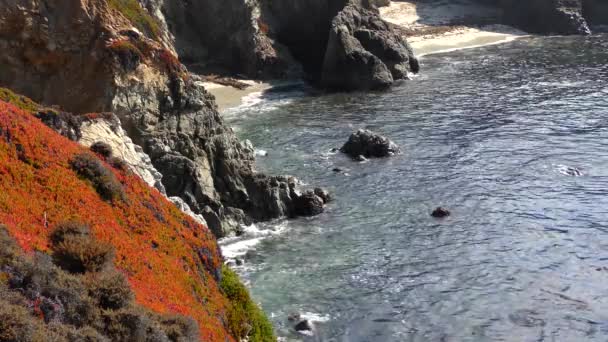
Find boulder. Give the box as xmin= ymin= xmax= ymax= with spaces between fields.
xmin=340 ymin=129 xmax=400 ymax=158
xmin=295 ymin=191 xmax=325 ymax=216
xmin=321 ymin=4 xmax=418 ymax=90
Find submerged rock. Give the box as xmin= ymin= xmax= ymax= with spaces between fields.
xmin=341 ymin=129 xmax=400 ymax=159
xmin=294 ymin=319 xmax=315 ymax=333
xmin=431 ymin=207 xmax=451 ymax=218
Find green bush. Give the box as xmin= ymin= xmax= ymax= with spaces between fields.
xmin=220 ymin=265 xmax=275 ymax=342
xmin=108 ymin=0 xmax=161 ymax=39
xmin=0 ymin=87 xmax=39 ymax=113
xmin=70 ymin=153 xmax=126 ymax=202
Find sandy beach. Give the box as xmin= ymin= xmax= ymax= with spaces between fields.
xmin=205 ymin=0 xmax=528 ymax=112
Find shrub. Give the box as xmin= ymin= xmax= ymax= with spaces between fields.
xmin=69 ymin=153 xmax=126 ymax=202
xmin=0 ymin=225 xmax=19 ymax=266
xmin=108 ymin=156 xmax=128 ymax=171
xmin=220 ymin=266 xmax=275 ymax=342
xmin=90 ymin=142 xmax=113 ymax=159
xmin=107 ymin=0 xmax=161 ymax=39
xmin=157 ymin=314 xmax=200 ymax=342
xmin=50 ymin=221 xmax=91 ymax=245
xmin=50 ymin=222 xmax=115 ymax=274
xmin=52 ymin=236 xmax=115 ymax=274
xmin=0 ymin=300 xmax=42 ymax=342
xmin=86 ymin=269 xmax=133 ymax=310
xmin=0 ymin=87 xmax=39 ymax=113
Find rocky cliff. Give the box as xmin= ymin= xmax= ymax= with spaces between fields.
xmin=0 ymin=0 xmax=330 ymax=239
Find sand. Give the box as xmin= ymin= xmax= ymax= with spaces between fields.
xmin=379 ymin=0 xmax=528 ymax=56
xmin=205 ymin=0 xmax=528 ymax=112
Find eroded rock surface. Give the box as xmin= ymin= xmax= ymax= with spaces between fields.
xmin=322 ymin=4 xmax=419 ymax=90
xmin=341 ymin=129 xmax=400 ymax=158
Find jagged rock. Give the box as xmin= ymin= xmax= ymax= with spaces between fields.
xmin=152 ymin=0 xmax=299 ymax=78
xmin=78 ymin=113 xmax=167 ymax=194
xmin=170 ymin=196 xmax=208 ymax=226
xmin=322 ymin=4 xmax=419 ymax=90
xmin=295 ymin=191 xmax=325 ymax=217
xmin=500 ymin=0 xmax=591 ymax=35
xmin=314 ymin=188 xmax=331 ymax=204
xmin=35 ymin=110 xmax=83 ymax=141
xmin=341 ymin=129 xmax=400 ymax=158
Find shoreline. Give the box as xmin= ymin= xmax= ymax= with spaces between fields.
xmin=204 ymin=1 xmax=529 ymax=113
xmin=204 ymin=29 xmax=526 ymax=113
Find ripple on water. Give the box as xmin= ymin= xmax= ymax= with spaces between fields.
xmin=223 ymin=34 xmax=608 ymax=341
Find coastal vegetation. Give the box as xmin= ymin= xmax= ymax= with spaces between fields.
xmin=107 ymin=0 xmax=161 ymax=39
xmin=0 ymin=99 xmax=273 ymax=341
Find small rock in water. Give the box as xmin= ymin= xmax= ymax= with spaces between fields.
xmin=431 ymin=207 xmax=451 ymax=218
xmin=330 ymin=148 xmax=339 ymax=153
xmin=340 ymin=129 xmax=400 ymax=159
xmin=294 ymin=319 xmax=314 ymax=333
xmin=565 ymin=167 xmax=583 ymax=177
xmin=332 ymin=167 xmax=343 ymax=173
xmin=314 ymin=187 xmax=331 ymax=204
xmin=287 ymin=313 xmax=301 ymax=322
xmin=235 ymin=258 xmax=244 ymax=266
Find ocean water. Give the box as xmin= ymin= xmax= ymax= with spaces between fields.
xmin=223 ymin=34 xmax=608 ymax=341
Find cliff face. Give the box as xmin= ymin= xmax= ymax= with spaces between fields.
xmin=0 ymin=0 xmax=329 ymax=239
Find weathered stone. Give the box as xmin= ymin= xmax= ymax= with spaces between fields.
xmin=341 ymin=129 xmax=400 ymax=158
xmin=321 ymin=4 xmax=418 ymax=90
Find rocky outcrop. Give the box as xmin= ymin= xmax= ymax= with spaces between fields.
xmin=499 ymin=0 xmax=591 ymax=35
xmin=149 ymin=0 xmax=417 ymax=89
xmin=0 ymin=0 xmax=328 ymax=239
xmin=322 ymin=4 xmax=419 ymax=90
xmin=77 ymin=113 xmax=166 ymax=194
xmin=153 ymin=0 xmax=299 ymax=78
xmin=341 ymin=129 xmax=400 ymax=158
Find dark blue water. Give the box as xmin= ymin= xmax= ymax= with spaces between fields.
xmin=225 ymin=34 xmax=608 ymax=341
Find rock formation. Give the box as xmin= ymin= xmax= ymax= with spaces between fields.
xmin=341 ymin=129 xmax=400 ymax=158
xmin=0 ymin=0 xmax=328 ymax=239
xmin=322 ymin=4 xmax=419 ymax=90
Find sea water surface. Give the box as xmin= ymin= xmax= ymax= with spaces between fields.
xmin=222 ymin=34 xmax=608 ymax=341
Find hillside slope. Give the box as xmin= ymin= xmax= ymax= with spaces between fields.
xmin=0 ymin=99 xmax=273 ymax=341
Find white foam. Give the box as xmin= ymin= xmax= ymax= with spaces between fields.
xmin=219 ymin=221 xmax=289 ymax=260
xmin=255 ymin=149 xmax=268 ymax=157
xmin=299 ymin=311 xmax=331 ymax=323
